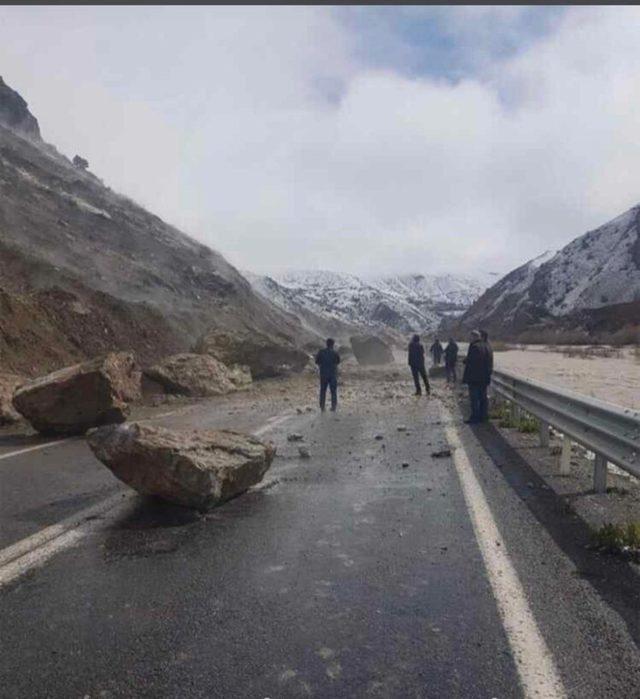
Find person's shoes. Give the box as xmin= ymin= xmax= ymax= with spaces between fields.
xmin=464 ymin=418 xmax=479 ymax=424
xmin=330 ymin=406 xmax=337 ymax=412
xmin=414 ymin=391 xmax=422 ymax=396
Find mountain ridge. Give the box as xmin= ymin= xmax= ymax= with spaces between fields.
xmin=454 ymin=206 xmax=640 ymax=341
xmin=247 ymin=269 xmax=495 ymax=340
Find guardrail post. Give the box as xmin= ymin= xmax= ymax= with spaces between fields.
xmin=539 ymin=421 xmax=550 ymax=448
xmin=558 ymin=436 xmax=571 ymax=475
xmin=593 ymin=454 xmax=608 ymax=494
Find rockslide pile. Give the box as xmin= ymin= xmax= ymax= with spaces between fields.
xmin=145 ymin=353 xmax=251 ymax=397
xmin=13 ymin=352 xmax=141 ymax=435
xmin=195 ymin=329 xmax=309 ymax=379
xmin=88 ymin=422 xmax=276 ymax=510
xmin=0 ymin=374 xmax=22 ymax=424
xmin=350 ymin=335 xmax=394 ymax=366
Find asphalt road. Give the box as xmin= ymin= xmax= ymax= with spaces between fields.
xmin=1 ymin=382 xmax=640 ymax=698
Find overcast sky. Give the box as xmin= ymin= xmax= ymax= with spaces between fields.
xmin=2 ymin=6 xmax=640 ymax=277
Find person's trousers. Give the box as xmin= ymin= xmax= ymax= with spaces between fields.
xmin=410 ymin=366 xmax=430 ymax=394
xmin=446 ymin=364 xmax=457 ymax=383
xmin=468 ymin=383 xmax=488 ymax=422
xmin=320 ymin=376 xmax=338 ymax=411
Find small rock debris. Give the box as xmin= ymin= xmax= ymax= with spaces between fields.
xmin=431 ymin=449 xmax=452 ymax=458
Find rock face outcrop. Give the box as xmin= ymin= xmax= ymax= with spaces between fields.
xmin=0 ymin=76 xmax=41 ymax=139
xmin=350 ymin=335 xmax=394 ymax=366
xmin=87 ymin=422 xmax=276 ymax=510
xmin=13 ymin=352 xmax=141 ymax=435
xmin=145 ymin=353 xmax=251 ymax=397
xmin=195 ymin=330 xmax=309 ymax=379
xmin=0 ymin=374 xmax=23 ymax=424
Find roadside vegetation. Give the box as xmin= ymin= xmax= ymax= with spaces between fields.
xmin=489 ymin=403 xmax=539 ymax=433
xmin=592 ymin=522 xmax=640 ymax=562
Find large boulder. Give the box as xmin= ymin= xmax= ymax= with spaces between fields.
xmin=87 ymin=422 xmax=276 ymax=510
xmin=0 ymin=374 xmax=23 ymax=424
xmin=350 ymin=335 xmax=395 ymax=366
xmin=194 ymin=329 xmax=308 ymax=379
xmin=13 ymin=352 xmax=141 ymax=435
xmin=145 ymin=353 xmax=251 ymax=397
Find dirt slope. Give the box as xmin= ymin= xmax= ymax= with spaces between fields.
xmin=0 ymin=79 xmax=313 ymax=375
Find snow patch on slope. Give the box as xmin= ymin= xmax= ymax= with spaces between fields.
xmin=248 ymin=269 xmax=493 ymax=336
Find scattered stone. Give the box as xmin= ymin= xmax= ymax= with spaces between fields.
xmin=145 ymin=353 xmax=251 ymax=397
xmin=287 ymin=433 xmax=304 ymax=442
xmin=374 ymin=434 xmax=384 ymax=440
xmin=402 ymin=462 xmax=410 ymax=468
xmin=397 ymin=425 xmax=407 ymax=432
xmin=87 ymin=422 xmax=275 ymax=510
xmin=298 ymin=447 xmax=311 ymax=459
xmin=431 ymin=449 xmax=452 ymax=458
xmin=13 ymin=352 xmax=141 ymax=435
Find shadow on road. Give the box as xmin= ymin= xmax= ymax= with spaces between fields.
xmin=471 ymin=421 xmax=640 ymax=647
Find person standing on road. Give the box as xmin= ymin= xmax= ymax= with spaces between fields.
xmin=462 ymin=330 xmax=492 ymax=424
xmin=430 ymin=338 xmax=444 ymax=366
xmin=444 ymin=338 xmax=459 ymax=384
xmin=481 ymin=330 xmax=494 ymax=377
xmin=407 ymin=334 xmax=431 ymax=396
xmin=315 ymin=338 xmax=340 ymax=412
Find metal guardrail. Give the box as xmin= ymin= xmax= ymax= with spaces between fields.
xmin=491 ymin=369 xmax=640 ymax=493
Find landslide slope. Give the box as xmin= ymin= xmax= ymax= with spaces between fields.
xmin=0 ymin=78 xmax=308 ymax=375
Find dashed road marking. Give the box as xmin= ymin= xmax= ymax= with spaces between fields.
xmin=0 ymin=492 xmax=135 ymax=589
xmin=442 ymin=406 xmax=566 ymax=699
xmin=0 ymin=410 xmax=295 ymax=589
xmin=0 ymin=438 xmax=74 ymax=462
xmin=253 ymin=412 xmax=294 ymax=436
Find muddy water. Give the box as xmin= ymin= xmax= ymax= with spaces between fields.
xmin=494 ymin=346 xmax=640 ymax=410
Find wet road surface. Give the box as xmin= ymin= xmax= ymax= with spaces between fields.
xmin=1 ymin=385 xmax=640 ymax=698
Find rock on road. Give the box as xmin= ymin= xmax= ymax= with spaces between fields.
xmin=1 ymin=375 xmax=640 ymax=698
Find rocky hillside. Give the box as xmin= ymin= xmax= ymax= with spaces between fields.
xmin=456 ymin=205 xmax=640 ymax=341
xmin=0 ymin=78 xmax=311 ymax=376
xmin=247 ymin=270 xmax=493 ymax=340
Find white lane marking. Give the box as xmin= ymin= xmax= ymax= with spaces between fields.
xmin=0 ymin=492 xmax=130 ymax=569
xmin=0 ymin=438 xmax=74 ymax=462
xmin=441 ymin=407 xmax=566 ymax=699
xmin=0 ymin=493 xmax=135 ymax=589
xmin=0 ymin=493 xmax=133 ymax=589
xmin=253 ymin=412 xmax=293 ymax=437
xmin=0 ymin=410 xmax=296 ymax=588
xmin=0 ymin=405 xmax=195 ymax=465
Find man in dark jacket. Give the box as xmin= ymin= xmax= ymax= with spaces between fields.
xmin=462 ymin=330 xmax=492 ymax=423
xmin=407 ymin=334 xmax=430 ymax=396
xmin=444 ymin=338 xmax=459 ymax=384
xmin=481 ymin=330 xmax=494 ymax=376
xmin=315 ymin=338 xmax=340 ymax=411
xmin=430 ymin=338 xmax=444 ymax=366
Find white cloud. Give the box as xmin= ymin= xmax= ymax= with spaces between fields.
xmin=1 ymin=6 xmax=640 ymax=277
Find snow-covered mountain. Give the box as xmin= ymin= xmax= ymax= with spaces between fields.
xmin=458 ymin=204 xmax=640 ymax=339
xmin=246 ymin=270 xmax=496 ymax=339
